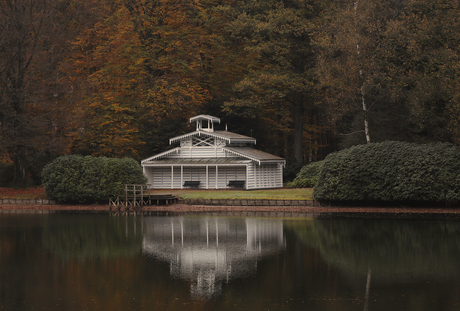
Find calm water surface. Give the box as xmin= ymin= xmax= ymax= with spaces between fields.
xmin=1 ymin=213 xmax=460 ymax=311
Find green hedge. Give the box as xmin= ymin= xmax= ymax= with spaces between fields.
xmin=41 ymin=155 xmax=147 ymax=203
xmin=286 ymin=160 xmax=325 ymax=188
xmin=313 ymin=141 xmax=460 ymax=204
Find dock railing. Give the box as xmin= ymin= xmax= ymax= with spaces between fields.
xmin=109 ymin=184 xmax=177 ymax=212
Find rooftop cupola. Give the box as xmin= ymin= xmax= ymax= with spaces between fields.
xmin=190 ymin=115 xmax=220 ymax=132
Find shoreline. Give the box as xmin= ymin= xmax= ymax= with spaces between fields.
xmin=1 ymin=203 xmax=460 ymax=218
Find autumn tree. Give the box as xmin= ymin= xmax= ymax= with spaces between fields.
xmin=0 ymin=0 xmax=78 ymax=186
xmin=67 ymin=0 xmax=236 ymax=158
xmin=66 ymin=1 xmax=149 ymax=157
xmin=123 ymin=0 xmax=211 ymax=118
xmin=123 ymin=0 xmax=237 ymax=156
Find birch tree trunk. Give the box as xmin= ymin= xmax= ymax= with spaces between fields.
xmin=354 ymin=0 xmax=371 ymax=143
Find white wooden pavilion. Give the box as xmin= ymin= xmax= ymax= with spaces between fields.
xmin=141 ymin=115 xmax=285 ymax=190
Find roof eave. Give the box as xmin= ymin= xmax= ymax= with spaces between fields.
xmin=223 ymin=147 xmax=285 ymax=165
xmin=141 ymin=162 xmax=250 ymax=167
xmin=229 ymin=139 xmax=256 ymax=145
xmin=223 ymin=148 xmax=261 ymax=164
xmin=141 ymin=147 xmax=181 ymax=163
xmin=259 ymin=159 xmax=287 ymax=165
xmin=169 ymin=131 xmax=199 ymax=144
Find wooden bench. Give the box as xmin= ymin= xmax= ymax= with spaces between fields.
xmin=227 ymin=180 xmax=245 ymax=188
xmin=183 ymin=181 xmax=200 ymax=188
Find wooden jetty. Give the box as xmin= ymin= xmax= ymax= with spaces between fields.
xmin=109 ymin=184 xmax=177 ymax=213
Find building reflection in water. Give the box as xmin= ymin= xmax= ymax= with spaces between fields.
xmin=142 ymin=217 xmax=285 ymax=299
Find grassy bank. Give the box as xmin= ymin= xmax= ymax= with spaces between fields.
xmin=154 ymin=188 xmax=314 ymax=200
xmin=0 ymin=187 xmax=314 ymax=201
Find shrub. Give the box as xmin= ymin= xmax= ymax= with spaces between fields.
xmin=283 ymin=157 xmax=304 ymax=183
xmin=41 ymin=155 xmax=147 ymax=203
xmin=313 ymin=141 xmax=460 ymax=204
xmin=286 ymin=160 xmax=325 ymax=188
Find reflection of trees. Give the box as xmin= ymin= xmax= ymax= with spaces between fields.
xmin=142 ymin=217 xmax=285 ymax=300
xmin=291 ymin=219 xmax=460 ymax=281
xmin=43 ymin=214 xmax=143 ymax=260
xmin=0 ymin=214 xmax=53 ymax=310
xmin=0 ymin=214 xmax=200 ymax=311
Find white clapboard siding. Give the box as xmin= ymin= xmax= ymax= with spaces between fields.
xmin=187 ymin=147 xmax=239 ymax=158
xmin=197 ymin=167 xmax=207 ymax=188
xmin=146 ymin=163 xmax=280 ymax=189
xmin=172 ymin=167 xmax=182 ymax=188
xmin=276 ymin=164 xmax=283 ymax=187
xmin=246 ymin=163 xmax=256 ymax=189
xmin=191 ymin=148 xmax=215 ymax=158
xmin=168 ymin=146 xmax=241 ymax=159
xmin=180 ymin=148 xmax=191 ymax=157
xmin=207 ymin=166 xmax=216 ymax=189
xmin=143 ymin=167 xmax=155 ymax=187
xmin=152 ymin=167 xmax=171 ymax=188
xmin=182 ymin=167 xmax=192 ymax=182
xmin=142 ymin=121 xmax=284 ymax=189
xmin=245 ymin=163 xmax=283 ymax=189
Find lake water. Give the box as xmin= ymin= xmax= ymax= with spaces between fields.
xmin=1 ymin=213 xmax=460 ymax=311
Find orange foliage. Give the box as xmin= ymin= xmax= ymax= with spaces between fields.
xmin=65 ymin=0 xmax=222 ymax=158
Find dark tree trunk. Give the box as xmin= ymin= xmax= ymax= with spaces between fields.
xmin=9 ymin=145 xmax=27 ymax=187
xmin=293 ymin=103 xmax=305 ymax=163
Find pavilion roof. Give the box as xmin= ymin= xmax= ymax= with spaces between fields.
xmin=223 ymin=147 xmax=285 ymax=165
xmin=169 ymin=130 xmax=256 ymax=145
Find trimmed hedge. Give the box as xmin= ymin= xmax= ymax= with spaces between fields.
xmin=41 ymin=155 xmax=147 ymax=203
xmin=286 ymin=160 xmax=325 ymax=188
xmin=313 ymin=141 xmax=460 ymax=204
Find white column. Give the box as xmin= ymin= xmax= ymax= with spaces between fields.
xmin=181 ymin=165 xmax=184 ymax=189
xmin=255 ymin=164 xmax=258 ymax=188
xmin=216 ymin=165 xmax=219 ymax=189
xmin=278 ymin=164 xmax=282 ymax=187
xmin=171 ymin=166 xmax=174 ymax=189
xmin=246 ymin=164 xmax=249 ymax=190
xmin=206 ymin=165 xmax=209 ymax=189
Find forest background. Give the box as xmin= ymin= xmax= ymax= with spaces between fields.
xmin=1 ymin=0 xmax=459 ymax=187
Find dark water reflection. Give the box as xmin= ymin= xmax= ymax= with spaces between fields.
xmin=1 ymin=213 xmax=460 ymax=311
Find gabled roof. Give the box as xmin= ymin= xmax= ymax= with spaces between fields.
xmin=169 ymin=130 xmax=256 ymax=145
xmin=223 ymin=147 xmax=286 ymax=165
xmin=141 ymin=146 xmax=285 ymax=166
xmin=141 ymin=147 xmax=181 ymax=164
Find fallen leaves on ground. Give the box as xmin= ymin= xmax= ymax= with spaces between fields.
xmin=0 ymin=187 xmax=47 ymax=199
